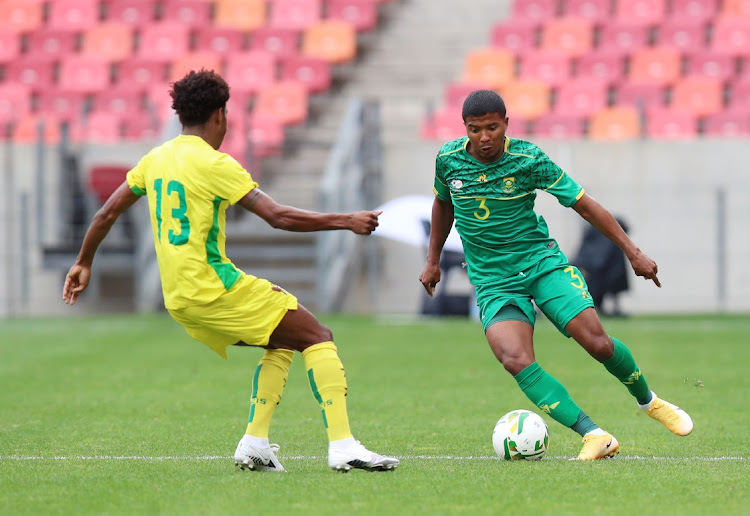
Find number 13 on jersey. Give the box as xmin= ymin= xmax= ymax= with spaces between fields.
xmin=154 ymin=178 xmax=191 ymax=245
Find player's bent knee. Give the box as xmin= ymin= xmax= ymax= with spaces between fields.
xmin=500 ymin=355 xmax=534 ymax=376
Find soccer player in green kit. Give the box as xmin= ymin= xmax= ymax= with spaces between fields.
xmin=419 ymin=90 xmax=693 ymax=460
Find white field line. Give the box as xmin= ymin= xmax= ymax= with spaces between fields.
xmin=0 ymin=455 xmax=747 ymax=462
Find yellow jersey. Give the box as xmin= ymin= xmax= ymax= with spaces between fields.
xmin=126 ymin=134 xmax=257 ymax=309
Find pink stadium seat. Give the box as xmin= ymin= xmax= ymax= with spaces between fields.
xmin=87 ymin=165 xmax=131 ymax=203
xmin=280 ymin=55 xmax=332 ymax=93
xmin=12 ymin=114 xmax=61 ymax=144
xmin=656 ymin=19 xmax=708 ymax=53
xmin=419 ymin=106 xmax=464 ymax=141
xmin=553 ymin=79 xmax=609 ymax=117
xmin=443 ymin=81 xmax=491 ymax=109
xmin=685 ymin=51 xmax=738 ymax=82
xmin=645 ymin=108 xmax=697 ymax=139
xmin=629 ymin=46 xmax=682 ymax=86
xmin=670 ymin=76 xmax=723 ymax=117
xmin=721 ymin=0 xmax=750 ymax=17
xmin=489 ymin=19 xmax=538 ymax=54
xmin=614 ymin=0 xmax=666 ymax=26
xmin=122 ymin=112 xmax=159 ymax=141
xmin=596 ymin=21 xmax=649 ymax=54
xmin=0 ymin=28 xmax=20 ymax=64
xmin=532 ymin=113 xmax=586 ymax=138
xmin=36 ymin=90 xmax=88 ymax=121
xmin=104 ymin=0 xmax=158 ymax=25
xmin=5 ymin=59 xmax=56 ymax=92
xmin=500 ymin=79 xmax=551 ymax=120
xmin=247 ymin=113 xmax=285 ymax=157
xmin=510 ymin=0 xmax=558 ymax=22
xmin=575 ymin=51 xmax=625 ymax=84
xmin=0 ymin=83 xmax=31 ymax=124
xmin=327 ymin=0 xmax=378 ymax=32
xmin=116 ymin=58 xmax=167 ymax=91
xmin=214 ymin=0 xmax=267 ymax=31
xmin=59 ymin=56 xmax=112 ymax=94
xmin=161 ymin=0 xmax=213 ymax=27
xmin=519 ymin=50 xmax=571 ymax=87
xmin=254 ymin=80 xmax=309 ymax=126
xmin=25 ymin=30 xmax=77 ymax=61
xmin=302 ymin=19 xmax=357 ymax=64
xmin=225 ymin=51 xmax=278 ymax=94
xmin=71 ymin=111 xmax=124 ymax=144
xmin=250 ymin=27 xmax=300 ymax=58
xmin=711 ymin=18 xmax=750 ymax=56
xmin=540 ymin=17 xmax=594 ymax=57
xmin=270 ymin=0 xmax=322 ymax=31
xmin=145 ymin=83 xmax=176 ymax=122
xmin=93 ymin=88 xmax=145 ymax=116
xmin=588 ymin=106 xmax=640 ymax=140
xmin=614 ymin=82 xmax=666 ymax=109
xmin=463 ymin=48 xmax=515 ymax=90
xmin=703 ymin=112 xmax=750 ymax=137
xmin=82 ymin=22 xmax=135 ymax=62
xmin=48 ymin=0 xmax=100 ymax=32
xmin=562 ymin=0 xmax=612 ymax=23
xmin=726 ymin=79 xmax=750 ymax=114
xmin=669 ymin=0 xmax=718 ymax=23
xmin=136 ymin=23 xmax=191 ymax=62
xmin=0 ymin=0 xmax=44 ymax=33
xmin=194 ymin=27 xmax=246 ymax=55
xmin=169 ymin=52 xmax=223 ymax=82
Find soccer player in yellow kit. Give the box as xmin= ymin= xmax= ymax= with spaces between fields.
xmin=62 ymin=70 xmax=399 ymax=473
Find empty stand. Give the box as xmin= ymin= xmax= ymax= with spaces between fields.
xmin=614 ymin=82 xmax=666 ymax=109
xmin=727 ymin=79 xmax=750 ymax=114
xmin=82 ymin=22 xmax=135 ymax=62
xmin=562 ymin=0 xmax=612 ymax=23
xmin=48 ymin=0 xmax=100 ymax=32
xmin=254 ymin=80 xmax=309 ymax=125
xmin=169 ymin=51 xmax=223 ymax=82
xmin=575 ymin=51 xmax=625 ymax=84
xmin=25 ymin=30 xmax=78 ymax=61
xmin=540 ymin=17 xmax=593 ymax=57
xmin=510 ymin=0 xmax=558 ymax=22
xmin=250 ymin=27 xmax=300 ymax=58
xmin=628 ymin=46 xmax=682 ymax=86
xmin=93 ymin=89 xmax=145 ymax=116
xmin=247 ymin=113 xmax=285 ymax=157
xmin=136 ymin=23 xmax=191 ymax=62
xmin=161 ymin=0 xmax=213 ymax=27
xmin=532 ymin=113 xmax=586 ymax=138
xmin=685 ymin=51 xmax=737 ymax=82
xmin=0 ymin=0 xmax=44 ymax=33
xmin=670 ymin=76 xmax=723 ymax=117
xmin=588 ymin=106 xmax=640 ymax=140
xmin=596 ymin=21 xmax=650 ymax=55
xmin=270 ymin=0 xmax=322 ymax=31
xmin=656 ymin=19 xmax=708 ymax=52
xmin=36 ymin=90 xmax=88 ymax=121
xmin=710 ymin=18 xmax=750 ymax=56
xmin=519 ymin=50 xmax=571 ymax=87
xmin=327 ymin=0 xmax=379 ymax=32
xmin=419 ymin=106 xmax=465 ymax=141
xmin=668 ymin=0 xmax=718 ymax=23
xmin=463 ymin=48 xmax=515 ymax=90
xmin=195 ymin=27 xmax=246 ymax=54
xmin=489 ymin=19 xmax=538 ymax=54
xmin=703 ymin=112 xmax=750 ymax=137
xmin=645 ymin=108 xmax=697 ymax=139
xmin=0 ymin=28 xmax=19 ymax=64
xmin=214 ymin=0 xmax=267 ymax=31
xmin=87 ymin=165 xmax=131 ymax=203
xmin=444 ymin=81 xmax=491 ymax=108
xmin=116 ymin=58 xmax=168 ymax=90
xmin=59 ymin=56 xmax=112 ymax=94
xmin=553 ymin=79 xmax=609 ymax=117
xmin=614 ymin=0 xmax=666 ymax=26
xmin=0 ymin=83 xmax=31 ymax=124
xmin=5 ymin=59 xmax=56 ymax=92
xmin=104 ymin=0 xmax=158 ymax=25
xmin=280 ymin=55 xmax=332 ymax=93
xmin=721 ymin=0 xmax=750 ymax=17
xmin=500 ymin=79 xmax=551 ymax=120
xmin=224 ymin=51 xmax=277 ymax=93
xmin=11 ymin=114 xmax=61 ymax=144
xmin=70 ymin=111 xmax=124 ymax=144
xmin=302 ymin=19 xmax=357 ymax=64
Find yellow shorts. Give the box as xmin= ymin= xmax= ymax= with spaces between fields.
xmin=168 ymin=274 xmax=298 ymax=359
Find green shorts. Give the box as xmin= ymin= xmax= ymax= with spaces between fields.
xmin=475 ymin=252 xmax=595 ymax=337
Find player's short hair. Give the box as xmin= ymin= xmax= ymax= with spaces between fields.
xmin=170 ymin=69 xmax=230 ymax=126
xmin=462 ymin=90 xmax=507 ymax=120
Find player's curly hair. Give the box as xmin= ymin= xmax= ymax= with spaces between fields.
xmin=170 ymin=69 xmax=230 ymax=126
xmin=462 ymin=89 xmax=506 ymax=120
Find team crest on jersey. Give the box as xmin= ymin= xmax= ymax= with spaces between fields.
xmin=451 ymin=179 xmax=463 ymax=190
xmin=501 ymin=177 xmax=516 ymax=194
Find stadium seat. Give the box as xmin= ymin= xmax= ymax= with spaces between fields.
xmin=169 ymin=52 xmax=223 ymax=82
xmin=225 ymin=51 xmax=277 ymax=94
xmin=721 ymin=0 xmax=750 ymax=17
xmin=269 ymin=0 xmax=322 ymax=31
xmin=499 ymin=79 xmax=551 ymax=120
xmin=92 ymin=88 xmax=145 ymax=116
xmin=254 ymin=80 xmax=309 ymax=126
xmin=596 ymin=21 xmax=650 ymax=54
xmin=194 ymin=27 xmax=246 ymax=54
xmin=553 ymin=79 xmax=609 ymax=117
xmin=0 ymin=0 xmax=44 ymax=33
xmin=302 ymin=20 xmax=357 ymax=64
xmin=82 ymin=22 xmax=135 ymax=62
xmin=540 ymin=17 xmax=594 ymax=57
xmin=48 ymin=0 xmax=100 ymax=32
xmin=280 ymin=55 xmax=332 ymax=93
xmin=702 ymin=112 xmax=750 ymax=137
xmin=462 ymin=48 xmax=515 ymax=90
xmin=87 ymin=165 xmax=131 ymax=203
xmin=213 ymin=0 xmax=267 ymax=31
xmin=24 ymin=29 xmax=78 ymax=62
xmin=562 ymin=0 xmax=612 ymax=23
xmin=668 ymin=0 xmax=718 ymax=23
xmin=489 ymin=19 xmax=538 ymax=54
xmin=59 ymin=56 xmax=112 ymax=94
xmin=614 ymin=82 xmax=666 ymax=109
xmin=0 ymin=28 xmax=20 ymax=64
xmin=116 ymin=58 xmax=168 ymax=91
xmin=628 ymin=46 xmax=682 ymax=86
xmin=656 ymin=19 xmax=708 ymax=53
xmin=36 ymin=90 xmax=88 ymax=121
xmin=11 ymin=114 xmax=61 ymax=144
xmin=419 ymin=106 xmax=465 ymax=141
xmin=710 ymin=18 xmax=750 ymax=56
xmin=443 ymin=81 xmax=491 ymax=109
xmin=532 ymin=113 xmax=586 ymax=138
xmin=5 ymin=59 xmax=56 ymax=92
xmin=614 ymin=0 xmax=666 ymax=26
xmin=327 ymin=0 xmax=378 ymax=32
xmin=727 ymin=79 xmax=750 ymax=114
xmin=685 ymin=51 xmax=738 ymax=82
xmin=122 ymin=112 xmax=159 ymax=141
xmin=145 ymin=83 xmax=176 ymax=122
xmin=161 ymin=0 xmax=213 ymax=27
xmin=588 ymin=106 xmax=640 ymax=140
xmin=575 ymin=51 xmax=625 ymax=84
xmin=250 ymin=27 xmax=300 ymax=58
xmin=247 ymin=112 xmax=285 ymax=157
xmin=519 ymin=50 xmax=571 ymax=87
xmin=645 ymin=108 xmax=697 ymax=139
xmin=670 ymin=76 xmax=723 ymax=117
xmin=70 ymin=111 xmax=124 ymax=144
xmin=136 ymin=23 xmax=191 ymax=62
xmin=104 ymin=0 xmax=158 ymax=25
xmin=510 ymin=0 xmax=558 ymax=22
xmin=0 ymin=83 xmax=31 ymax=124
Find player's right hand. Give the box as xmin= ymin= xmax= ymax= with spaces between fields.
xmin=419 ymin=262 xmax=441 ymax=297
xmin=349 ymin=210 xmax=382 ymax=235
xmin=63 ymin=264 xmax=91 ymax=306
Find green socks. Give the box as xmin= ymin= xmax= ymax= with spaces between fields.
xmin=514 ymin=362 xmax=584 ymax=429
xmin=602 ymin=336 xmax=652 ymax=405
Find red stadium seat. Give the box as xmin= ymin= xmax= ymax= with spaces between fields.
xmin=145 ymin=83 xmax=176 ymax=122
xmin=614 ymin=0 xmax=666 ymax=26
xmin=419 ymin=106 xmax=465 ymax=141
xmin=36 ymin=90 xmax=88 ymax=121
xmin=702 ymin=112 xmax=750 ymax=137
xmin=71 ymin=111 xmax=124 ymax=144
xmin=562 ymin=0 xmax=612 ymax=23
xmin=553 ymin=79 xmax=609 ymax=117
xmin=499 ymin=79 xmax=551 ymax=120
xmin=87 ymin=165 xmax=131 ymax=203
xmin=225 ymin=51 xmax=278 ymax=94
xmin=194 ymin=27 xmax=246 ymax=55
xmin=519 ymin=50 xmax=571 ymax=87
xmin=214 ymin=0 xmax=267 ymax=31
xmin=727 ymin=79 xmax=750 ymax=114
xmin=0 ymin=29 xmax=20 ymax=64
xmin=629 ymin=46 xmax=682 ymax=86
xmin=463 ymin=48 xmax=515 ymax=90
xmin=104 ymin=0 xmax=158 ymax=25
xmin=685 ymin=51 xmax=738 ymax=82
xmin=254 ymin=80 xmax=309 ymax=126
xmin=0 ymin=83 xmax=31 ymax=124
xmin=59 ymin=56 xmax=112 ymax=94
xmin=589 ymin=106 xmax=641 ymax=140
xmin=5 ymin=59 xmax=56 ymax=92
xmin=82 ymin=22 xmax=135 ymax=62
xmin=540 ymin=17 xmax=594 ymax=57
xmin=48 ymin=0 xmax=100 ymax=32
xmin=11 ymin=114 xmax=61 ymax=144
xmin=327 ymin=0 xmax=378 ymax=32
xmin=116 ymin=58 xmax=168 ymax=91
xmin=247 ymin=112 xmax=285 ymax=157
xmin=670 ymin=76 xmax=723 ymax=117
xmin=614 ymin=82 xmax=666 ymax=109
xmin=302 ymin=20 xmax=357 ymax=64
xmin=25 ymin=30 xmax=78 ymax=61
xmin=656 ymin=19 xmax=708 ymax=53
xmin=169 ymin=52 xmax=223 ymax=82
xmin=269 ymin=0 xmax=322 ymax=31
xmin=280 ymin=55 xmax=332 ymax=93
xmin=532 ymin=113 xmax=586 ymax=138
xmin=510 ymin=0 xmax=558 ymax=22
xmin=136 ymin=23 xmax=191 ymax=62
xmin=596 ymin=21 xmax=649 ymax=54
xmin=575 ymin=51 xmax=625 ymax=84
xmin=669 ymin=0 xmax=718 ymax=23
xmin=0 ymin=0 xmax=44 ymax=33
xmin=443 ymin=81 xmax=491 ymax=109
xmin=645 ymin=108 xmax=697 ymax=139
xmin=489 ymin=19 xmax=538 ymax=54
xmin=710 ymin=18 xmax=750 ymax=56
xmin=93 ymin=88 xmax=145 ymax=116
xmin=161 ymin=0 xmax=213 ymax=27
xmin=122 ymin=112 xmax=160 ymax=141
xmin=250 ymin=27 xmax=300 ymax=58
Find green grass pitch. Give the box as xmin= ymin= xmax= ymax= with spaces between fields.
xmin=1 ymin=313 xmax=748 ymax=515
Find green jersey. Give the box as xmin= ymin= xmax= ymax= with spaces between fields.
xmin=433 ymin=137 xmax=585 ymax=285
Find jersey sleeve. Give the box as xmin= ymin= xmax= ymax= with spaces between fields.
xmin=532 ymin=148 xmax=584 ymax=207
xmin=210 ymin=153 xmax=259 ymax=205
xmin=126 ymin=156 xmax=148 ymax=196
xmin=433 ymin=153 xmax=451 ymax=201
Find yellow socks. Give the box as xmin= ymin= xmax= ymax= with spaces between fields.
xmin=302 ymin=341 xmax=353 ymax=441
xmin=245 ymin=348 xmax=294 ymax=438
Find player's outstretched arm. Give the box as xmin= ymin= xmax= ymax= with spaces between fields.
xmin=419 ymin=197 xmax=455 ymax=297
xmin=572 ymin=193 xmax=661 ymax=287
xmin=238 ymin=188 xmax=381 ymax=234
xmin=63 ymin=182 xmax=141 ymax=305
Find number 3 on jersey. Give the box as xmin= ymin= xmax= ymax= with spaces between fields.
xmin=474 ymin=197 xmax=490 ymax=220
xmin=154 ymin=178 xmax=191 ymax=245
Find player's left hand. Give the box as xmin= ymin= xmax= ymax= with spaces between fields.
xmin=419 ymin=262 xmax=442 ymax=297
xmin=629 ymin=251 xmax=661 ymax=287
xmin=349 ymin=210 xmax=382 ymax=235
xmin=63 ymin=264 xmax=91 ymax=305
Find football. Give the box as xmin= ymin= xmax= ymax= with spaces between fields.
xmin=492 ymin=409 xmax=550 ymax=461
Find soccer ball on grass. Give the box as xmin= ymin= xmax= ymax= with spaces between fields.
xmin=492 ymin=409 xmax=549 ymax=461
